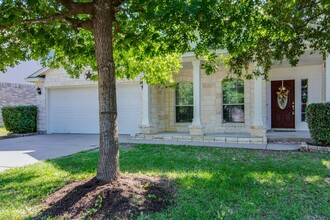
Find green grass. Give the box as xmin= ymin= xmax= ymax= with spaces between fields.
xmin=0 ymin=145 xmax=329 ymax=219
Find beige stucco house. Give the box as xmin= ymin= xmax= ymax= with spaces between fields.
xmin=26 ymin=51 xmax=330 ymax=144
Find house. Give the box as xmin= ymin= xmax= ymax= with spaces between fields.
xmin=26 ymin=51 xmax=330 ymax=143
xmin=0 ymin=60 xmax=42 ymax=126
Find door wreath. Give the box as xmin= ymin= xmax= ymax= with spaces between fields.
xmin=276 ymin=85 xmax=289 ymax=109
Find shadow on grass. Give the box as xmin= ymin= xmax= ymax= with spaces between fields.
xmin=0 ymin=171 xmax=37 ymax=186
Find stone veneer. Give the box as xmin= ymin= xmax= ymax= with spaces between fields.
xmin=147 ymin=65 xmax=267 ymax=136
xmin=132 ymin=133 xmax=267 ymax=144
xmin=0 ymin=82 xmax=36 ymax=126
xmin=300 ymin=142 xmax=330 ymax=153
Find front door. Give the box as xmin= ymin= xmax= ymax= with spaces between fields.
xmin=271 ymin=80 xmax=295 ymax=129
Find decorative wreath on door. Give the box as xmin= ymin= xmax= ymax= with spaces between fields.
xmin=276 ymin=86 xmax=289 ymax=109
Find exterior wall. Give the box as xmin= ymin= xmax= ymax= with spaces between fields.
xmin=0 ymin=82 xmax=36 ymax=126
xmin=32 ymin=59 xmax=325 ymax=135
xmin=34 ymin=68 xmax=141 ymax=133
xmin=149 ymin=67 xmax=256 ymax=134
xmin=149 ymin=62 xmax=323 ymax=134
xmin=148 ymin=86 xmax=167 ymax=133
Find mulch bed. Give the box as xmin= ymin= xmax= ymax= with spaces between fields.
xmin=38 ymin=174 xmax=176 ymax=219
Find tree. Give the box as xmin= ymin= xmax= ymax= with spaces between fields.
xmin=0 ymin=0 xmax=329 ymax=183
xmin=0 ymin=0 xmax=195 ymax=182
xmin=193 ymin=0 xmax=330 ymax=78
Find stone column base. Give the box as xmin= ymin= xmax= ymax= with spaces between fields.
xmin=189 ymin=125 xmax=204 ymax=136
xmin=140 ymin=125 xmax=157 ymax=134
xmin=250 ymin=126 xmax=266 ymax=137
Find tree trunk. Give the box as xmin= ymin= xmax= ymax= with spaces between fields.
xmin=93 ymin=0 xmax=119 ymax=182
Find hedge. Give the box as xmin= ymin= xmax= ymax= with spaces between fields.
xmin=306 ymin=103 xmax=330 ymax=146
xmin=1 ymin=105 xmax=37 ymax=133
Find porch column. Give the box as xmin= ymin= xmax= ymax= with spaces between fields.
xmin=251 ymin=66 xmax=266 ymax=137
xmin=189 ymin=60 xmax=204 ymax=135
xmin=140 ymin=81 xmax=153 ymax=134
xmin=326 ymin=56 xmax=330 ymax=102
xmin=253 ymin=77 xmax=264 ymax=126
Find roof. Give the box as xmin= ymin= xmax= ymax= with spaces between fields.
xmin=25 ymin=67 xmax=49 ymax=82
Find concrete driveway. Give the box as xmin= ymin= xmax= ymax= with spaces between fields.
xmin=0 ymin=134 xmax=99 ymax=172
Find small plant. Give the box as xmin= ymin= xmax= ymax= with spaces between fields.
xmin=140 ymin=183 xmax=150 ymax=189
xmin=147 ymin=193 xmax=157 ymax=199
xmin=131 ymin=194 xmax=142 ymax=205
xmin=85 ymin=194 xmax=103 ymax=219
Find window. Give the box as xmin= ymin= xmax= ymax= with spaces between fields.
xmin=222 ymin=79 xmax=244 ymax=123
xmin=176 ymin=82 xmax=193 ymax=123
xmin=301 ymin=79 xmax=308 ymax=122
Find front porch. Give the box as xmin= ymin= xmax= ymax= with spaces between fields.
xmin=138 ymin=53 xmax=329 ymax=138
xmin=132 ymin=131 xmax=311 ymax=144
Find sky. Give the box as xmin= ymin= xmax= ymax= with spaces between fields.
xmin=0 ymin=60 xmax=42 ymax=84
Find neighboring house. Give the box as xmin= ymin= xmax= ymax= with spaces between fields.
xmin=0 ymin=61 xmax=42 ymax=126
xmin=26 ymin=51 xmax=330 ymax=143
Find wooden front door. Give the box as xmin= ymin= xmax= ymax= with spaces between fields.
xmin=271 ymin=80 xmax=295 ymax=129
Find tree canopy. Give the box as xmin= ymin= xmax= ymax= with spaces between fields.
xmin=0 ymin=1 xmax=189 ymax=84
xmin=193 ymin=0 xmax=330 ymax=79
xmin=1 ymin=0 xmax=329 ymax=81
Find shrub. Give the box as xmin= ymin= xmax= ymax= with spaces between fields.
xmin=306 ymin=103 xmax=330 ymax=146
xmin=1 ymin=105 xmax=37 ymax=133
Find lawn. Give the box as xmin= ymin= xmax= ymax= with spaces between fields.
xmin=0 ymin=144 xmax=329 ymax=219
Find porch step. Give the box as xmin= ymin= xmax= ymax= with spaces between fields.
xmin=267 ymin=131 xmax=311 ymax=144
xmin=131 ymin=133 xmax=267 ymax=144
xmin=267 ymin=137 xmax=312 ymax=144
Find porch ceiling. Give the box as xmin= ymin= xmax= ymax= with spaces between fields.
xmin=272 ymin=52 xmax=323 ymax=68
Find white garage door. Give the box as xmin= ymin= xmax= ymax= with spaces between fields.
xmin=48 ymin=83 xmax=142 ymax=134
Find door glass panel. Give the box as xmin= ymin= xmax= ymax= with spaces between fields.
xmin=301 ymin=79 xmax=308 ymax=122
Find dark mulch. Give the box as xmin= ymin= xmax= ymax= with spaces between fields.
xmin=37 ymin=174 xmax=176 ymax=219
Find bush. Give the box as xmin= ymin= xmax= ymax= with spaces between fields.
xmin=1 ymin=105 xmax=37 ymax=133
xmin=306 ymin=103 xmax=330 ymax=146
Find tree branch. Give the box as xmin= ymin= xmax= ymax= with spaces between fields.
xmin=65 ymin=17 xmax=94 ymax=30
xmin=294 ymin=8 xmax=330 ymax=30
xmin=0 ymin=1 xmax=95 ymax=31
xmin=56 ymin=0 xmax=95 ymax=14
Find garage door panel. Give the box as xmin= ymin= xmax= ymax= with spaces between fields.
xmin=48 ymin=84 xmax=141 ymax=134
xmin=116 ymin=84 xmax=142 ymax=134
xmin=48 ymin=87 xmax=99 ymax=134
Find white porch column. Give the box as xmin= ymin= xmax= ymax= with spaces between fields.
xmin=251 ymin=66 xmax=266 ymax=137
xmin=253 ymin=77 xmax=264 ymax=127
xmin=140 ymin=81 xmax=153 ymax=134
xmin=189 ymin=60 xmax=204 ymax=135
xmin=326 ymin=56 xmax=330 ymax=102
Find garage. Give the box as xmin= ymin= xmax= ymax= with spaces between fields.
xmin=47 ymin=83 xmax=142 ymax=134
